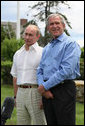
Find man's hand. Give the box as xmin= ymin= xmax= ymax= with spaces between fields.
xmin=39 ymin=100 xmax=43 ymax=109
xmin=38 ymin=85 xmax=54 ymax=99
xmin=43 ymin=90 xmax=54 ymax=99
xmin=38 ymin=84 xmax=45 ymax=95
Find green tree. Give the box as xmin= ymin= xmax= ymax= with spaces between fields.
xmin=1 ymin=38 xmax=24 ymax=61
xmin=6 ymin=22 xmax=16 ymax=39
xmin=1 ymin=25 xmax=6 ymax=42
xmin=81 ymin=47 xmax=84 ymax=58
xmin=1 ymin=23 xmax=16 ymax=42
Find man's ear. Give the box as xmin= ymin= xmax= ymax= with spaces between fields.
xmin=46 ymin=26 xmax=50 ymax=34
xmin=37 ymin=34 xmax=40 ymax=39
xmin=47 ymin=25 xmax=49 ymax=31
xmin=63 ymin=23 xmax=65 ymax=30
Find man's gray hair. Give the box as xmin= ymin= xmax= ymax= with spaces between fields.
xmin=46 ymin=13 xmax=65 ymax=26
xmin=24 ymin=24 xmax=40 ymax=36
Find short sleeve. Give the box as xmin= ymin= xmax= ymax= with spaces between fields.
xmin=10 ymin=53 xmax=17 ymax=77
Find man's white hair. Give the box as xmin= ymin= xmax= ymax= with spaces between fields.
xmin=46 ymin=13 xmax=65 ymax=26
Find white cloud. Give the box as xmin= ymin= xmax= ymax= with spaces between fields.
xmin=77 ymin=40 xmax=84 ymax=48
xmin=61 ymin=1 xmax=84 ymax=34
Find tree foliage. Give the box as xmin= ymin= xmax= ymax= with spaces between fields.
xmin=1 ymin=38 xmax=24 ymax=61
xmin=81 ymin=47 xmax=84 ymax=58
xmin=1 ymin=23 xmax=16 ymax=43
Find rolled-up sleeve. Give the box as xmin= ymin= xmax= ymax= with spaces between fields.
xmin=37 ymin=49 xmax=45 ymax=86
xmin=10 ymin=53 xmax=17 ymax=78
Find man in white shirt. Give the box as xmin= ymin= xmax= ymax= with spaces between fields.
xmin=10 ymin=25 xmax=46 ymax=125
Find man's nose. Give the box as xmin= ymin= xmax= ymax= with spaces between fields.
xmin=25 ymin=35 xmax=30 ymax=39
xmin=53 ymin=23 xmax=57 ymax=27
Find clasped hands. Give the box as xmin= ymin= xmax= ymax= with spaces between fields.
xmin=38 ymin=84 xmax=54 ymax=99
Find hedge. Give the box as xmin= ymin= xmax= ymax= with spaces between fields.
xmin=78 ymin=58 xmax=84 ymax=80
xmin=1 ymin=38 xmax=24 ymax=61
xmin=1 ymin=61 xmax=13 ymax=85
xmin=1 ymin=58 xmax=84 ymax=85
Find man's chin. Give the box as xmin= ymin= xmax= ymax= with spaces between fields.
xmin=25 ymin=42 xmax=35 ymax=46
xmin=53 ymin=32 xmax=62 ymax=38
xmin=53 ymin=34 xmax=59 ymax=39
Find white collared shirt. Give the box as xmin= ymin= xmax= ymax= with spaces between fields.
xmin=10 ymin=42 xmax=43 ymax=85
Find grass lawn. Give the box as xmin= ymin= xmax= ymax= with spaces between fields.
xmin=1 ymin=84 xmax=84 ymax=125
xmin=76 ymin=102 xmax=84 ymax=125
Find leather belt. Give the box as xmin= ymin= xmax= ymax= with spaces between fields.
xmin=18 ymin=85 xmax=38 ymax=88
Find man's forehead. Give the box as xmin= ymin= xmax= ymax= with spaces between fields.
xmin=25 ymin=26 xmax=36 ymax=33
xmin=49 ymin=16 xmax=60 ymax=20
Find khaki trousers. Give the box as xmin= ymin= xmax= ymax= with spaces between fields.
xmin=16 ymin=87 xmax=46 ymax=125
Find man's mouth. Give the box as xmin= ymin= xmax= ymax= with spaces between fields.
xmin=52 ymin=28 xmax=59 ymax=32
xmin=25 ymin=40 xmax=31 ymax=43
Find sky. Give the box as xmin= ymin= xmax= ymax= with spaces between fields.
xmin=1 ymin=1 xmax=84 ymax=47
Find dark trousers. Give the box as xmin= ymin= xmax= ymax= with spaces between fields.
xmin=42 ymin=80 xmax=76 ymax=125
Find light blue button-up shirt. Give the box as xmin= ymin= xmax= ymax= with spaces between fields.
xmin=37 ymin=33 xmax=81 ymax=90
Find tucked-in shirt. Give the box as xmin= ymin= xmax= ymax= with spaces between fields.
xmin=37 ymin=33 xmax=81 ymax=90
xmin=10 ymin=42 xmax=43 ymax=85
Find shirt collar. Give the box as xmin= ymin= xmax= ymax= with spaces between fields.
xmin=57 ymin=32 xmax=67 ymax=42
xmin=29 ymin=42 xmax=39 ymax=51
xmin=20 ymin=42 xmax=39 ymax=52
xmin=51 ymin=32 xmax=67 ymax=43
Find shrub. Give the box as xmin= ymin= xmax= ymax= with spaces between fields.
xmin=1 ymin=38 xmax=24 ymax=61
xmin=81 ymin=47 xmax=84 ymax=58
xmin=1 ymin=61 xmax=13 ymax=85
xmin=76 ymin=58 xmax=84 ymax=80
xmin=79 ymin=58 xmax=84 ymax=80
xmin=1 ymin=38 xmax=24 ymax=85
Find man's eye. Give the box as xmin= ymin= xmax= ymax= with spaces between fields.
xmin=29 ymin=34 xmax=33 ymax=36
xmin=50 ymin=23 xmax=54 ymax=25
xmin=56 ymin=22 xmax=60 ymax=25
xmin=25 ymin=33 xmax=28 ymax=36
xmin=25 ymin=33 xmax=33 ymax=36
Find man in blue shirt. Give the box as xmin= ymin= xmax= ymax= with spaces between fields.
xmin=37 ymin=13 xmax=81 ymax=125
